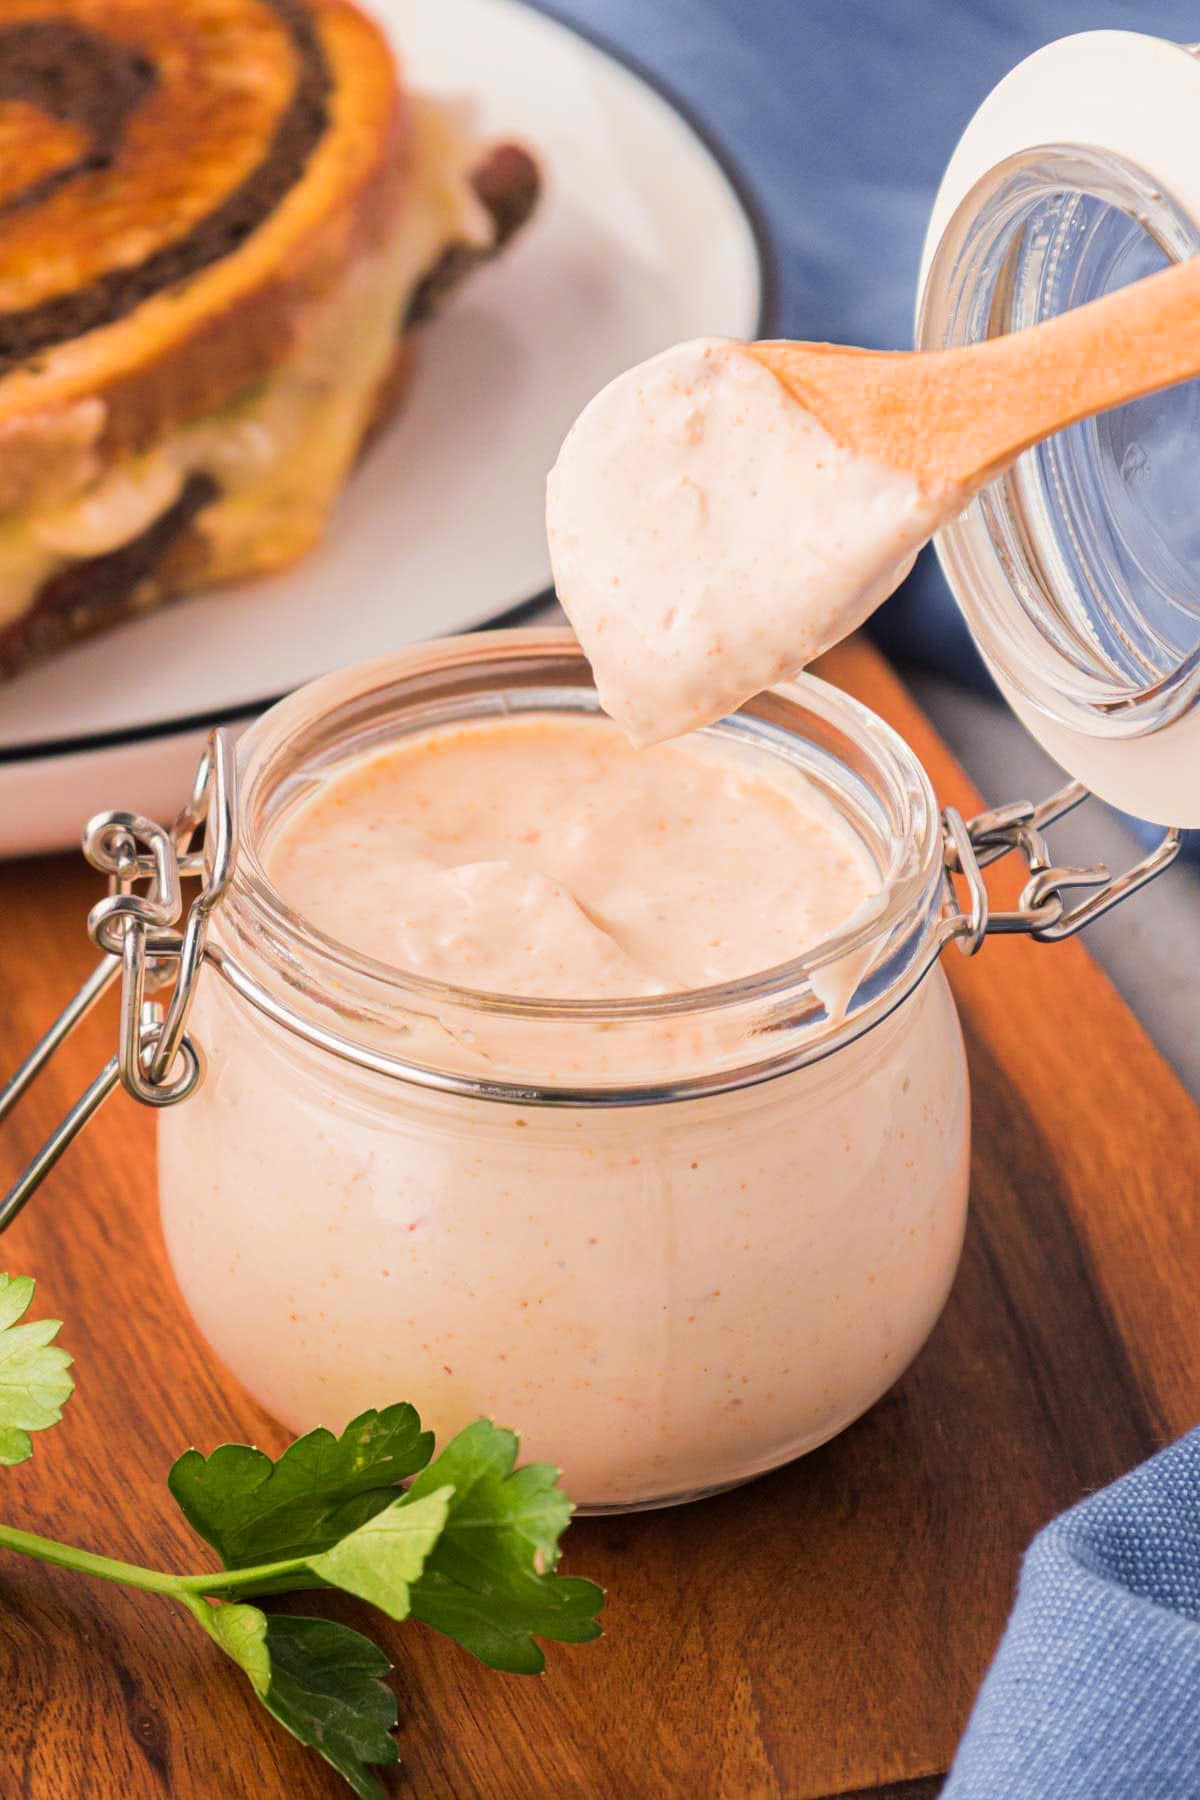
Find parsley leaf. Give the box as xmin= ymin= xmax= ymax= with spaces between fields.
xmin=209 ymin=1601 xmax=271 ymax=1694
xmin=308 ymin=1485 xmax=453 ymax=1620
xmin=261 ymin=1615 xmax=399 ymax=1799
xmin=205 ymin=1604 xmax=398 ymax=1798
xmin=406 ymin=1421 xmax=604 ymax=1673
xmin=0 ymin=1323 xmax=602 ymax=1797
xmin=168 ymin=1405 xmax=433 ymax=1573
xmin=0 ymin=1274 xmax=74 ymax=1465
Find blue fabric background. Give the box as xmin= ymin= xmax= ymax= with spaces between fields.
xmin=543 ymin=7 xmax=1200 ymax=1791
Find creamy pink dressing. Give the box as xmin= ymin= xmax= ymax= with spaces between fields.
xmin=266 ymin=714 xmax=879 ymax=1001
xmin=547 ymin=337 xmax=961 ymax=745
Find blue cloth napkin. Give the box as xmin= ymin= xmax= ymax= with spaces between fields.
xmin=943 ymin=1427 xmax=1200 ymax=1798
xmin=547 ymin=0 xmax=1199 ymax=853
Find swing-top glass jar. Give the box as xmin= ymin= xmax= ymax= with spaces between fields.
xmin=159 ymin=632 xmax=970 ymax=1514
xmin=0 ymin=30 xmax=1192 ymax=1512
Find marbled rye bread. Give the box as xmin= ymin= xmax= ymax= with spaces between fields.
xmin=0 ymin=0 xmax=539 ymax=675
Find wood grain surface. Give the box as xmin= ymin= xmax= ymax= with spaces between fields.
xmin=0 ymin=637 xmax=1197 ymax=1799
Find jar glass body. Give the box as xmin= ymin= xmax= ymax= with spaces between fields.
xmin=156 ymin=633 xmax=969 ymax=1511
xmin=161 ymin=960 xmax=968 ymax=1510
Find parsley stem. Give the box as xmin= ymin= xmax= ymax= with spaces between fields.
xmin=178 ymin=1587 xmax=221 ymax=1631
xmin=0 ymin=1521 xmax=312 ymax=1599
xmin=177 ymin=1556 xmax=310 ymax=1593
xmin=0 ymin=1521 xmax=183 ymax=1595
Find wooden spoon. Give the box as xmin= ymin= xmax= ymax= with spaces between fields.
xmin=747 ymin=256 xmax=1200 ymax=492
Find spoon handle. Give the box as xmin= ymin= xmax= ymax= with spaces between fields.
xmin=752 ymin=257 xmax=1200 ymax=493
xmin=948 ymin=255 xmax=1200 ymax=482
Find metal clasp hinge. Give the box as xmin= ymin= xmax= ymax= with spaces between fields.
xmin=0 ymin=731 xmax=237 ymax=1231
xmin=942 ymin=778 xmax=1183 ymax=955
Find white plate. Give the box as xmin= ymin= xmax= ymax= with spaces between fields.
xmin=0 ymin=0 xmax=767 ymax=854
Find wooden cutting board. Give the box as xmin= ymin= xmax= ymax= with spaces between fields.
xmin=1 ymin=637 xmax=1197 ymax=1799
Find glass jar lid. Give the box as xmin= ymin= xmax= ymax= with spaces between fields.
xmin=916 ymin=31 xmax=1200 ymax=826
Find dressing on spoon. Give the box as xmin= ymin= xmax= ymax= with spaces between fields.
xmin=545 ymin=337 xmax=964 ymax=744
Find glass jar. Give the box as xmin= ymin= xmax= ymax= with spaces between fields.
xmin=154 ymin=631 xmax=967 ymax=1513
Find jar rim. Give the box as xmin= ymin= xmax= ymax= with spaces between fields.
xmin=205 ymin=631 xmax=949 ymax=1100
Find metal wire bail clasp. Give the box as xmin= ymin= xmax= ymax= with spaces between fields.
xmin=0 ymin=730 xmax=238 ymax=1230
xmin=941 ymin=778 xmax=1182 ymax=954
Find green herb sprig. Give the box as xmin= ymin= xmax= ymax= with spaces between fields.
xmin=0 ymin=1276 xmax=603 ymax=1795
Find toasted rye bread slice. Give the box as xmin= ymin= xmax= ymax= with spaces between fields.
xmin=0 ymin=0 xmax=541 ymax=679
xmin=0 ymin=142 xmax=541 ymax=678
xmin=0 ymin=0 xmax=405 ymax=481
